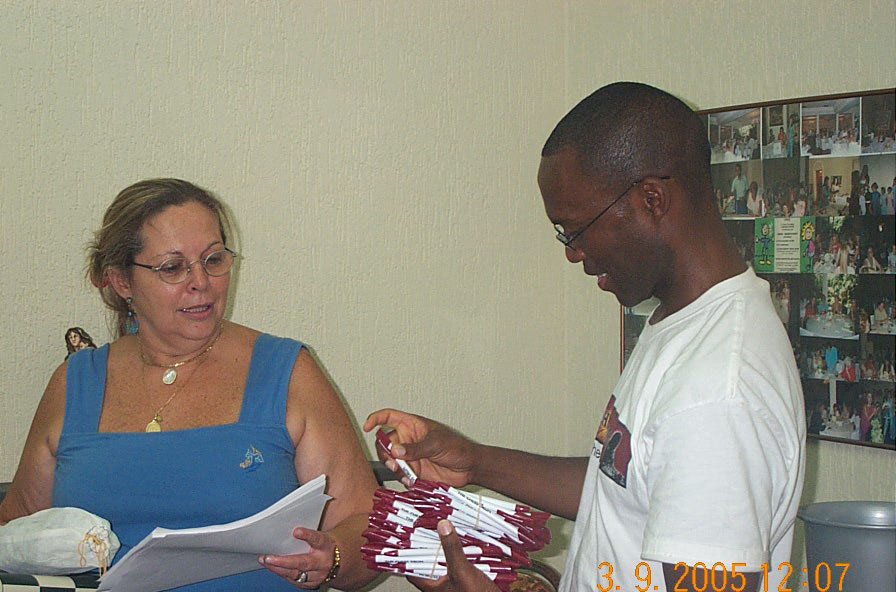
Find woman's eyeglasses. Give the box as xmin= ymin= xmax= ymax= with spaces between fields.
xmin=131 ymin=248 xmax=237 ymax=284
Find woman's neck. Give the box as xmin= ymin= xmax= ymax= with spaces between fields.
xmin=136 ymin=322 xmax=225 ymax=366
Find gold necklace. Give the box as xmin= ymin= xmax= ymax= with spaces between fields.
xmin=144 ymin=350 xmax=209 ymax=433
xmin=138 ymin=323 xmax=224 ymax=385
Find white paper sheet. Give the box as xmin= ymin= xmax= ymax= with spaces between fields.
xmin=98 ymin=474 xmax=329 ymax=592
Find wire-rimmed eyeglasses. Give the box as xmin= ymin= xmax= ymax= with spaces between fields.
xmin=131 ymin=248 xmax=237 ymax=284
xmin=553 ymin=176 xmax=672 ymax=248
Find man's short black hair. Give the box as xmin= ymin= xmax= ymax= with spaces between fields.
xmin=542 ymin=82 xmax=712 ymax=199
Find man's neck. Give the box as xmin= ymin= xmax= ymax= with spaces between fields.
xmin=650 ymin=224 xmax=746 ymax=324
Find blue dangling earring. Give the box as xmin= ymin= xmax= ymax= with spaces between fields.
xmin=125 ymin=297 xmax=139 ymax=335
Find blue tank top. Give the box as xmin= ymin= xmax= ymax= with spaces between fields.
xmin=53 ymin=334 xmax=307 ymax=591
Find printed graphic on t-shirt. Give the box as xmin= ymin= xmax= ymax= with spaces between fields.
xmin=239 ymin=444 xmax=265 ymax=471
xmin=595 ymin=395 xmax=631 ymax=488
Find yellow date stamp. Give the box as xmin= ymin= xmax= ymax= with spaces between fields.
xmin=596 ymin=561 xmax=851 ymax=591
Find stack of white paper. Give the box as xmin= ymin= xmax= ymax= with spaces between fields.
xmin=98 ymin=474 xmax=329 ymax=592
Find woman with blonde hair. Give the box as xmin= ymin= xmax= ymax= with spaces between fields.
xmin=1 ymin=179 xmax=378 ymax=590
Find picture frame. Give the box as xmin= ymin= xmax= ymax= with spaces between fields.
xmin=621 ymin=88 xmax=896 ymax=450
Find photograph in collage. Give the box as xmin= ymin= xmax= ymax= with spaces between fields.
xmin=861 ymin=90 xmax=895 ymax=154
xmin=763 ymin=102 xmax=801 ymax=160
xmin=708 ymin=107 xmax=761 ymax=165
xmin=801 ymin=96 xmax=861 ymax=157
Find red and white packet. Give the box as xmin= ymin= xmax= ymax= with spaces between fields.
xmin=365 ymin=430 xmax=552 ymax=591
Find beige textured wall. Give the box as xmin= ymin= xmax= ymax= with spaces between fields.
xmin=1 ymin=1 xmax=894 ymax=588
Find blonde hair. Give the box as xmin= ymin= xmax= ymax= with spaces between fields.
xmin=87 ymin=179 xmax=235 ymax=337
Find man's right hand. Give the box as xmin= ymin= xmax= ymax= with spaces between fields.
xmin=406 ymin=520 xmax=502 ymax=592
xmin=363 ymin=409 xmax=478 ymax=488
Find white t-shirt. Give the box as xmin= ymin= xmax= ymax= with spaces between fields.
xmin=560 ymin=268 xmax=805 ymax=592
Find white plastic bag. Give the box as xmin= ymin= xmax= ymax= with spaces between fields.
xmin=0 ymin=507 xmax=120 ymax=574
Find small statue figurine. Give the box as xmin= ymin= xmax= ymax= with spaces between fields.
xmin=65 ymin=327 xmax=98 ymax=359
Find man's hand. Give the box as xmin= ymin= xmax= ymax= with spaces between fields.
xmin=407 ymin=520 xmax=502 ymax=592
xmin=363 ymin=409 xmax=478 ymax=488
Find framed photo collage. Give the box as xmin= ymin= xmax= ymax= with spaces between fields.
xmin=623 ymin=88 xmax=896 ymax=450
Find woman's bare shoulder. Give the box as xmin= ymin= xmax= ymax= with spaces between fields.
xmin=223 ymin=321 xmax=263 ymax=348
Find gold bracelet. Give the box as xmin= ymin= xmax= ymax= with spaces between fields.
xmin=322 ymin=544 xmax=340 ymax=584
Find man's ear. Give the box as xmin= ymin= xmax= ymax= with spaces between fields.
xmin=106 ymin=267 xmax=133 ymax=300
xmin=638 ymin=177 xmax=670 ymax=219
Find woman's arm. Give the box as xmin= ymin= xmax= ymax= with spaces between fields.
xmin=262 ymin=348 xmax=379 ymax=590
xmin=0 ymin=363 xmax=66 ymax=525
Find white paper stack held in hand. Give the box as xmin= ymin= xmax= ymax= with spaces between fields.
xmin=362 ymin=480 xmax=551 ymax=592
xmin=97 ymin=474 xmax=329 ymax=592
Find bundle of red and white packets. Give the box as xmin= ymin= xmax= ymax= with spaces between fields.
xmin=364 ymin=431 xmax=552 ymax=590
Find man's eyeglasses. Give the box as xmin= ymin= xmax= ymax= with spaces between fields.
xmin=553 ymin=176 xmax=672 ymax=248
xmin=132 ymin=248 xmax=237 ymax=284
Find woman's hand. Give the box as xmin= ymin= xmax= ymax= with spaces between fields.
xmin=363 ymin=408 xmax=479 ymax=488
xmin=259 ymin=526 xmax=338 ymax=588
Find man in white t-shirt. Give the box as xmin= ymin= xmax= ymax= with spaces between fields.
xmin=365 ymin=82 xmax=805 ymax=592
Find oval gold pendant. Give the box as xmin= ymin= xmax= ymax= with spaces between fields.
xmin=162 ymin=368 xmax=177 ymax=385
xmin=145 ymin=419 xmax=162 ymax=432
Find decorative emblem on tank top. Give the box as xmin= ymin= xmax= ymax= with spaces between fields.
xmin=240 ymin=445 xmax=264 ymax=470
xmin=595 ymin=395 xmax=632 ymax=488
